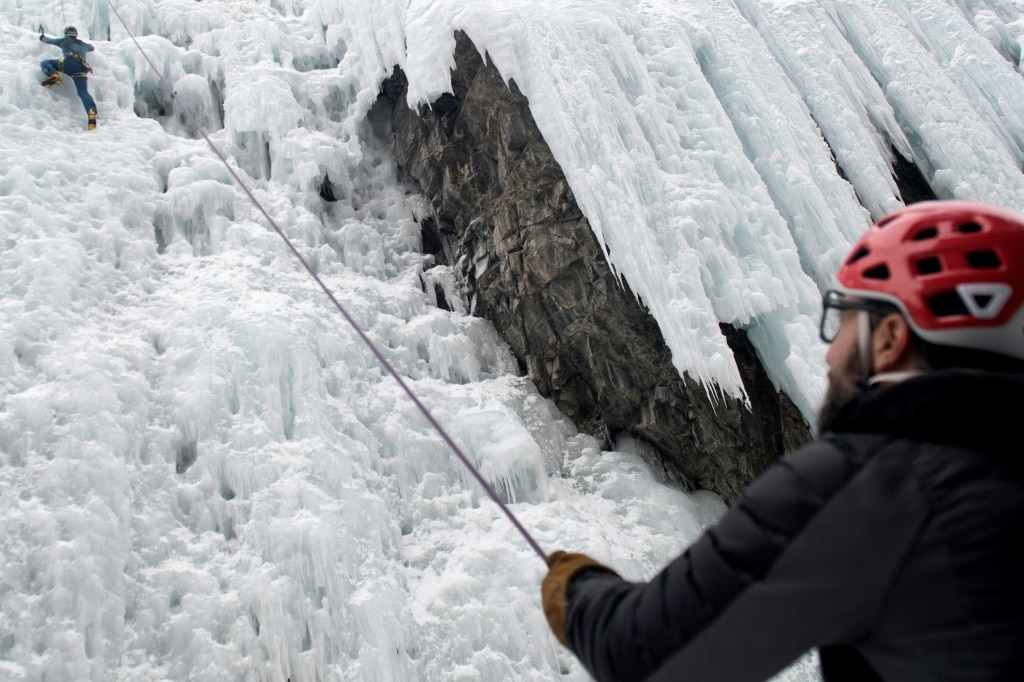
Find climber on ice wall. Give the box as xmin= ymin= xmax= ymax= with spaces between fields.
xmin=40 ymin=26 xmax=97 ymax=130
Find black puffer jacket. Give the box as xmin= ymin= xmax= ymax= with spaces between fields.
xmin=565 ymin=371 xmax=1024 ymax=681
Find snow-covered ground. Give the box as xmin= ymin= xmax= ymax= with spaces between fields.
xmin=2 ymin=0 xmax=1022 ymax=678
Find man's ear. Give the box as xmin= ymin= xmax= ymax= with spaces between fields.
xmin=872 ymin=313 xmax=915 ymax=372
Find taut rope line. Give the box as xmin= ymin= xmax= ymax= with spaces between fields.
xmin=105 ymin=0 xmax=548 ymax=562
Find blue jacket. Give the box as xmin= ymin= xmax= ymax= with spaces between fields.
xmin=564 ymin=370 xmax=1024 ymax=681
xmin=40 ymin=35 xmax=94 ymax=64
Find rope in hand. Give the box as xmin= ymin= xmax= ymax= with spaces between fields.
xmin=104 ymin=0 xmax=549 ymax=562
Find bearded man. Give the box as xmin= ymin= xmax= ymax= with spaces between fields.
xmin=542 ymin=200 xmax=1024 ymax=681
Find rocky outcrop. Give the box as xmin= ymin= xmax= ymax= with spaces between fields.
xmin=377 ymin=32 xmax=810 ymax=501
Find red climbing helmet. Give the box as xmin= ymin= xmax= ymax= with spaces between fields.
xmin=833 ymin=200 xmax=1024 ymax=361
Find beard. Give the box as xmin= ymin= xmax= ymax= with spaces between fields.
xmin=815 ymin=343 xmax=864 ymax=434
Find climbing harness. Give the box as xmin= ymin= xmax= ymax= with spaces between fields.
xmin=67 ymin=52 xmax=94 ymax=74
xmin=49 ymin=57 xmax=91 ymax=79
xmin=105 ymin=0 xmax=549 ymax=562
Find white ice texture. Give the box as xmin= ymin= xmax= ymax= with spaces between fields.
xmin=1 ymin=0 xmax=1022 ymax=679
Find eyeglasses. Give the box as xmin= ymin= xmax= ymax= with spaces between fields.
xmin=819 ymin=290 xmax=896 ymax=343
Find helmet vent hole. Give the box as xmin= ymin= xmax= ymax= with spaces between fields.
xmin=846 ymin=246 xmax=870 ymax=265
xmin=916 ymin=257 xmax=942 ymax=275
xmin=911 ymin=227 xmax=938 ymax=241
xmin=862 ymin=264 xmax=890 ymax=280
xmin=928 ymin=292 xmax=970 ymax=317
xmin=966 ymin=250 xmax=1001 ymax=269
xmin=957 ymin=221 xmax=983 ymax=234
xmin=973 ymin=294 xmax=994 ymax=309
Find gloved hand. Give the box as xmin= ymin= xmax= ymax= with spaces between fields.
xmin=542 ymin=550 xmax=619 ymax=647
xmin=39 ymin=32 xmax=45 ymax=40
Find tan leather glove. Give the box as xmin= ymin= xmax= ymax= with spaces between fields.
xmin=542 ymin=550 xmax=619 ymax=647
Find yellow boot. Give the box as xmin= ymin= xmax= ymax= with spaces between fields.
xmin=87 ymin=109 xmax=97 ymax=130
xmin=41 ymin=72 xmax=63 ymax=88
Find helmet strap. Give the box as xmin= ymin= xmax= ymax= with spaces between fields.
xmin=857 ymin=310 xmax=873 ymax=379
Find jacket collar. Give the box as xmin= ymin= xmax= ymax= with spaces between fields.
xmin=827 ymin=370 xmax=1024 ymax=463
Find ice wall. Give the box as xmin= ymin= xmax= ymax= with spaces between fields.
xmin=3 ymin=0 xmax=750 ymax=679
xmin=344 ymin=0 xmax=1024 ymax=419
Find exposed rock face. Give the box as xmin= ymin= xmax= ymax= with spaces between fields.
xmin=378 ymin=32 xmax=810 ymax=501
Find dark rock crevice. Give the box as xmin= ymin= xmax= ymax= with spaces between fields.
xmin=378 ymin=32 xmax=810 ymax=501
xmin=890 ymin=144 xmax=938 ymax=205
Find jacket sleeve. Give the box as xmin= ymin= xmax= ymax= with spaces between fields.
xmin=40 ymin=36 xmax=61 ymax=45
xmin=563 ymin=437 xmax=930 ymax=682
